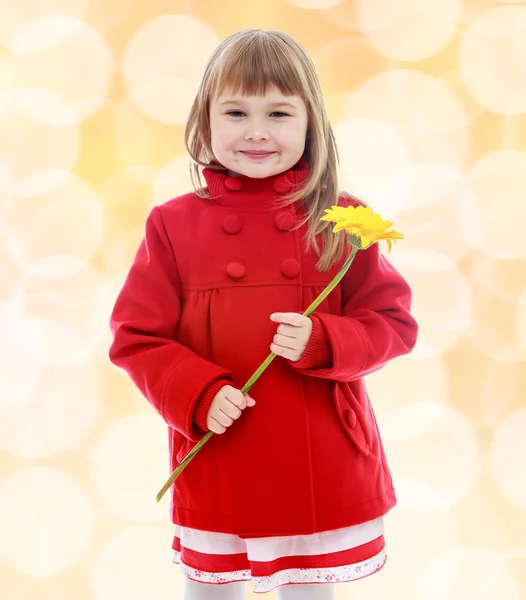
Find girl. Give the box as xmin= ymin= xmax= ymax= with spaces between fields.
xmin=109 ymin=29 xmax=418 ymax=599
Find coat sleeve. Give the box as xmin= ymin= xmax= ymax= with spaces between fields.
xmin=108 ymin=205 xmax=234 ymax=441
xmin=289 ymin=240 xmax=418 ymax=381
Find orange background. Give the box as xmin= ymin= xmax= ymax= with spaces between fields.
xmin=1 ymin=1 xmax=525 ymax=599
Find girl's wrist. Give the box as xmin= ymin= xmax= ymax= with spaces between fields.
xmin=289 ymin=315 xmax=332 ymax=370
xmin=193 ymin=379 xmax=232 ymax=432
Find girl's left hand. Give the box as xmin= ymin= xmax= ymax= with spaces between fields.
xmin=270 ymin=313 xmax=313 ymax=362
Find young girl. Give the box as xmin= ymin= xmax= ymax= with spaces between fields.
xmin=109 ymin=29 xmax=418 ymax=599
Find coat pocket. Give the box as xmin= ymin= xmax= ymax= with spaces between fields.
xmin=332 ymin=380 xmax=372 ymax=457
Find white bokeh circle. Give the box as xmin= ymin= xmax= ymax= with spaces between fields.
xmin=104 ymin=226 xmax=145 ymax=276
xmin=91 ymin=525 xmax=181 ymax=600
xmin=0 ymin=359 xmax=101 ymax=458
xmin=383 ymin=402 xmax=480 ymax=512
xmin=0 ymin=93 xmax=79 ymax=182
xmin=0 ymin=155 xmax=12 ymax=195
xmin=392 ymin=250 xmax=473 ymax=359
xmin=489 ymin=407 xmax=526 ymax=509
xmin=334 ymin=118 xmax=411 ymax=217
xmin=4 ymin=169 xmax=103 ymax=278
xmin=385 ymin=162 xmax=477 ymax=261
xmin=100 ymin=165 xmax=156 ymax=210
xmin=383 ymin=509 xmax=459 ymax=588
xmin=345 ymin=70 xmax=468 ymax=172
xmin=10 ymin=315 xmax=96 ymax=365
xmin=91 ymin=414 xmax=169 ymax=522
xmin=0 ymin=467 xmax=93 ymax=576
xmin=366 ymin=355 xmax=449 ymax=415
xmin=8 ymin=264 xmax=109 ymax=366
xmin=478 ymin=359 xmax=521 ymax=427
xmin=285 ymin=0 xmax=344 ymax=8
xmin=12 ymin=262 xmax=110 ymax=363
xmin=122 ymin=15 xmax=219 ymax=124
xmin=461 ymin=150 xmax=526 ymax=259
xmin=418 ymin=547 xmax=521 ymax=600
xmin=472 ymin=254 xmax=526 ymax=305
xmin=150 ymin=154 xmax=194 ymax=208
xmin=0 ymin=1 xmax=90 ymax=47
xmin=79 ymin=0 xmax=138 ymax=32
xmin=518 ymin=289 xmax=526 ymax=357
xmin=10 ymin=15 xmax=113 ymax=125
xmin=357 ymin=0 xmax=461 ymax=61
xmin=0 ymin=301 xmax=44 ymax=410
xmin=459 ymin=5 xmax=526 ymax=115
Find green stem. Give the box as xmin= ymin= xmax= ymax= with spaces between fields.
xmin=156 ymin=244 xmax=360 ymax=502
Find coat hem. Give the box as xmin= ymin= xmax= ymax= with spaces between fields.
xmin=171 ymin=486 xmax=396 ymax=538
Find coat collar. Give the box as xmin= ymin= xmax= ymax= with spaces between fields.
xmin=202 ymin=157 xmax=309 ymax=208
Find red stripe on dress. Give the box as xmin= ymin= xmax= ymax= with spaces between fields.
xmin=180 ymin=546 xmax=251 ymax=573
xmin=173 ymin=535 xmax=384 ymax=576
xmin=250 ymin=536 xmax=385 ymax=577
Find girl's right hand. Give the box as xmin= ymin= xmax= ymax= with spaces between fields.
xmin=207 ymin=385 xmax=256 ymax=434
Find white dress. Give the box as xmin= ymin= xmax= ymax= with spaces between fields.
xmin=173 ymin=517 xmax=386 ymax=594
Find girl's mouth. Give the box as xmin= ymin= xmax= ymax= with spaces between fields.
xmin=240 ymin=151 xmax=275 ymax=161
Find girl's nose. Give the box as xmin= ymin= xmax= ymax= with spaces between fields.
xmin=244 ymin=120 xmax=269 ymax=141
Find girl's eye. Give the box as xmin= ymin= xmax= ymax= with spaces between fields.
xmin=226 ymin=111 xmax=245 ymax=117
xmin=270 ymin=112 xmax=288 ymax=118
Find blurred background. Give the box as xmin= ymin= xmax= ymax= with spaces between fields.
xmin=1 ymin=1 xmax=525 ymax=599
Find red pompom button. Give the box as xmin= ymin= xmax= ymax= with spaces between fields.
xmin=226 ymin=262 xmax=246 ymax=279
xmin=273 ymin=175 xmax=293 ymax=194
xmin=223 ymin=215 xmax=243 ymax=234
xmin=346 ymin=409 xmax=357 ymax=429
xmin=281 ymin=258 xmax=300 ymax=279
xmin=275 ymin=211 xmax=294 ymax=231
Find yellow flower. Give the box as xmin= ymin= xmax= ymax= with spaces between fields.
xmin=321 ymin=205 xmax=404 ymax=252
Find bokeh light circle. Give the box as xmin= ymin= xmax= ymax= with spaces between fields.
xmin=418 ymin=547 xmax=521 ymax=600
xmin=4 ymin=169 xmax=103 ymax=278
xmin=285 ymin=0 xmax=344 ymax=9
xmin=10 ymin=15 xmax=113 ymax=125
xmin=92 ymin=414 xmax=169 ymax=522
xmin=392 ymin=250 xmax=473 ymax=359
xmin=356 ymin=0 xmax=461 ymax=61
xmin=0 ymin=95 xmax=79 ymax=181
xmin=123 ymin=15 xmax=219 ymax=124
xmin=518 ymin=288 xmax=526 ymax=357
xmin=489 ymin=407 xmax=526 ymax=509
xmin=0 ymin=358 xmax=101 ymax=458
xmin=461 ymin=150 xmax=526 ymax=259
xmin=384 ymin=402 xmax=480 ymax=512
xmin=366 ymin=355 xmax=448 ymax=415
xmin=0 ymin=301 xmax=44 ymax=410
xmin=150 ymin=154 xmax=194 ymax=208
xmin=91 ymin=525 xmax=180 ymax=600
xmin=345 ymin=70 xmax=468 ymax=171
xmin=0 ymin=1 xmax=90 ymax=47
xmin=0 ymin=467 xmax=93 ymax=576
xmin=459 ymin=5 xmax=526 ymax=115
xmin=334 ymin=117 xmax=411 ymax=216
xmin=384 ymin=162 xmax=477 ymax=261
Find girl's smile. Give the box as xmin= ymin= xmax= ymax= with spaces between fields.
xmin=239 ymin=150 xmax=276 ymax=160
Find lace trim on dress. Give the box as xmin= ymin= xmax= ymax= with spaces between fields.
xmin=173 ymin=548 xmax=387 ymax=594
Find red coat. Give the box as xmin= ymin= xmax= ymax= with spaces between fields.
xmin=109 ymin=160 xmax=418 ymax=538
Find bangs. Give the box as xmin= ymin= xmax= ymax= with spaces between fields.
xmin=213 ymin=33 xmax=307 ymax=99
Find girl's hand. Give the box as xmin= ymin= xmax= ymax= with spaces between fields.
xmin=270 ymin=313 xmax=313 ymax=362
xmin=207 ymin=385 xmax=256 ymax=434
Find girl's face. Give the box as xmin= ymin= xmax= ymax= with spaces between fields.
xmin=209 ymin=86 xmax=308 ymax=179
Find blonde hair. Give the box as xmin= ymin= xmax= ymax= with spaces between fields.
xmin=185 ymin=29 xmax=347 ymax=271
